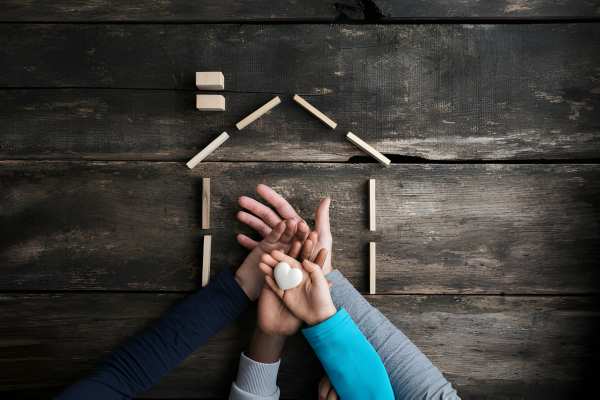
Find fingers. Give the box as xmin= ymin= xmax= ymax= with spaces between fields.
xmin=264 ymin=221 xmax=286 ymax=244
xmin=279 ymin=220 xmax=297 ymax=243
xmin=236 ymin=211 xmax=271 ymax=237
xmin=300 ymin=238 xmax=314 ymax=261
xmin=236 ymin=233 xmax=259 ymax=250
xmin=306 ymin=231 xmax=319 ymax=260
xmin=302 ymin=259 xmax=328 ymax=286
xmin=301 ymin=258 xmax=320 ymax=274
xmin=265 ymin=275 xmax=284 ymax=299
xmin=315 ymin=197 xmax=332 ymax=236
xmin=295 ymin=220 xmax=310 ymax=243
xmin=319 ymin=376 xmax=331 ymax=400
xmin=258 ymin=262 xmax=274 ymax=277
xmin=288 ymin=240 xmax=302 ymax=259
xmin=256 ymin=184 xmax=301 ymax=222
xmin=271 ymin=250 xmax=302 ymax=268
xmin=260 ymin=252 xmax=278 ymax=268
xmin=238 ymin=195 xmax=282 ymax=228
xmin=314 ymin=248 xmax=328 ymax=267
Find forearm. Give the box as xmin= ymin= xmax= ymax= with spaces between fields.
xmin=229 ymin=328 xmax=283 ymax=400
xmin=248 ymin=328 xmax=286 ymax=364
xmin=303 ymin=309 xmax=394 ymax=400
xmin=58 ymin=269 xmax=249 ymax=400
xmin=327 ymin=270 xmax=459 ymax=400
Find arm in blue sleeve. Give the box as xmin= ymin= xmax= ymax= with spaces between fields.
xmin=57 ymin=269 xmax=250 ymax=400
xmin=302 ymin=309 xmax=394 ymax=400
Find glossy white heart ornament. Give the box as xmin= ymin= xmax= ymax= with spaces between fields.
xmin=274 ymin=261 xmax=303 ymax=290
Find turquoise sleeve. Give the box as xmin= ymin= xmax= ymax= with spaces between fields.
xmin=302 ymin=309 xmax=394 ymax=400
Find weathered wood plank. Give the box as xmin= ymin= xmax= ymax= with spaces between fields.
xmin=2 ymin=0 xmax=598 ymax=21
xmin=0 ymin=293 xmax=596 ymax=398
xmin=2 ymin=24 xmax=599 ymax=160
xmin=2 ymin=161 xmax=599 ymax=293
xmin=1 ymin=88 xmax=599 ymax=161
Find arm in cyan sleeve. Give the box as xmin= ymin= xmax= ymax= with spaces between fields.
xmin=326 ymin=270 xmax=460 ymax=400
xmin=57 ymin=269 xmax=250 ymax=400
xmin=302 ymin=308 xmax=394 ymax=400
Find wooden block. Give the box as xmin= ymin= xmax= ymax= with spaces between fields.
xmin=196 ymin=94 xmax=225 ymax=111
xmin=293 ymin=94 xmax=337 ymax=129
xmin=202 ymin=235 xmax=212 ymax=287
xmin=369 ymin=242 xmax=376 ymax=295
xmin=195 ymin=71 xmax=224 ymax=90
xmin=202 ymin=178 xmax=210 ymax=229
xmin=236 ymin=96 xmax=281 ymax=130
xmin=186 ymin=132 xmax=229 ymax=169
xmin=346 ymin=132 xmax=391 ymax=167
xmin=369 ymin=179 xmax=376 ymax=231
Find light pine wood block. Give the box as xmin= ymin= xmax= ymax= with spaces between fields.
xmin=195 ymin=71 xmax=224 ymax=90
xmin=196 ymin=95 xmax=225 ymax=111
xmin=346 ymin=132 xmax=391 ymax=167
xmin=202 ymin=178 xmax=210 ymax=229
xmin=369 ymin=179 xmax=376 ymax=231
xmin=369 ymin=242 xmax=376 ymax=294
xmin=293 ymin=94 xmax=337 ymax=129
xmin=186 ymin=132 xmax=229 ymax=169
xmin=202 ymin=235 xmax=212 ymax=287
xmin=236 ymin=96 xmax=281 ymax=130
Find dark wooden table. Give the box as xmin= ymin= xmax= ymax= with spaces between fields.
xmin=1 ymin=1 xmax=599 ymax=398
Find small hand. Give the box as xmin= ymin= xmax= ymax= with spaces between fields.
xmin=235 ymin=219 xmax=306 ymax=300
xmin=260 ymin=249 xmax=336 ymax=326
xmin=318 ymin=376 xmax=338 ymax=400
xmin=236 ymin=184 xmax=333 ymax=274
xmin=257 ymin=234 xmax=325 ymax=336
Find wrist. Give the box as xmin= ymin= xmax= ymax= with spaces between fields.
xmin=235 ymin=247 xmax=264 ymax=300
xmin=247 ymin=327 xmax=286 ymax=364
xmin=307 ymin=304 xmax=337 ymax=326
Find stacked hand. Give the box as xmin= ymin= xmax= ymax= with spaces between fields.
xmin=237 ymin=184 xmax=333 ymax=274
xmin=234 ymin=218 xmax=309 ymax=300
xmin=260 ymin=248 xmax=335 ymax=326
xmin=235 ymin=184 xmax=338 ymax=398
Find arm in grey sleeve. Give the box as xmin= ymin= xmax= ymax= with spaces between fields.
xmin=326 ymin=270 xmax=460 ymax=400
xmin=229 ymin=353 xmax=280 ymax=400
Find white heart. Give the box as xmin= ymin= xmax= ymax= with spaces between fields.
xmin=274 ymin=261 xmax=303 ymax=291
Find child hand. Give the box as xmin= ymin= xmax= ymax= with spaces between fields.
xmin=235 ymin=219 xmax=307 ymax=300
xmin=259 ymin=249 xmax=336 ymax=326
xmin=257 ymin=233 xmax=326 ymax=336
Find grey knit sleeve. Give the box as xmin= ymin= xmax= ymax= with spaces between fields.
xmin=228 ymin=352 xmax=280 ymax=400
xmin=326 ymin=270 xmax=460 ymax=400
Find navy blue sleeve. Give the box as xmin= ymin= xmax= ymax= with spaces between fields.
xmin=57 ymin=269 xmax=250 ymax=400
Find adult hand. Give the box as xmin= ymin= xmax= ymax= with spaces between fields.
xmin=237 ymin=184 xmax=333 ymax=274
xmin=235 ymin=219 xmax=307 ymax=300
xmin=260 ymin=249 xmax=335 ymax=326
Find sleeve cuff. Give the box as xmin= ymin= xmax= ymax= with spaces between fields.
xmin=302 ymin=308 xmax=351 ymax=346
xmin=213 ymin=269 xmax=250 ymax=312
xmin=234 ymin=352 xmax=280 ymax=397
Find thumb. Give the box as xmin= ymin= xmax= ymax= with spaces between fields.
xmin=315 ymin=197 xmax=331 ymax=236
xmin=264 ymin=221 xmax=286 ymax=243
xmin=302 ymin=259 xmax=328 ymax=286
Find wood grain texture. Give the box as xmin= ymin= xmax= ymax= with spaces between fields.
xmin=202 ymin=177 xmax=210 ymax=229
xmin=2 ymin=0 xmax=598 ymax=21
xmin=1 ymin=24 xmax=599 ymax=160
xmin=0 ymin=293 xmax=596 ymax=398
xmin=1 ymin=161 xmax=599 ymax=294
xmin=202 ymin=235 xmax=211 ymax=287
